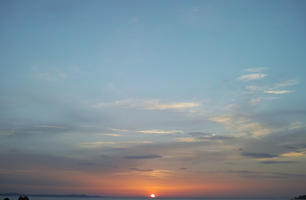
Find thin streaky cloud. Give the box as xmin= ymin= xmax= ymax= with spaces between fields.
xmin=249 ymin=97 xmax=261 ymax=105
xmin=144 ymin=101 xmax=200 ymax=110
xmin=264 ymin=90 xmax=293 ymax=94
xmin=123 ymin=154 xmax=162 ymax=159
xmin=280 ymin=151 xmax=305 ymax=157
xmin=92 ymin=99 xmax=200 ymax=111
xmin=174 ymin=137 xmax=200 ymax=143
xmin=245 ymin=67 xmax=267 ymax=72
xmin=245 ymin=85 xmax=263 ymax=91
xmin=137 ymin=129 xmax=184 ymax=134
xmin=241 ymin=152 xmax=278 ymax=158
xmin=108 ymin=128 xmax=129 ymax=132
xmin=36 ymin=72 xmax=67 ymax=81
xmin=129 ymin=168 xmax=153 ymax=172
xmin=210 ymin=115 xmax=275 ymax=137
xmin=273 ymin=79 xmax=298 ymax=88
xmin=237 ymin=73 xmax=267 ymax=81
xmin=120 ymin=140 xmax=153 ymax=144
xmin=104 ymin=133 xmax=121 ymax=137
xmin=260 ymin=160 xmax=297 ymax=164
xmin=77 ymin=141 xmax=114 ymax=148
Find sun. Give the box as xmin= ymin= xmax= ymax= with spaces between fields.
xmin=150 ymin=194 xmax=156 ymax=198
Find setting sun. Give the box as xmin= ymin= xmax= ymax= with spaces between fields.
xmin=150 ymin=194 xmax=156 ymax=198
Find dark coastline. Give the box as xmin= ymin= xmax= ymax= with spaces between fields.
xmin=0 ymin=193 xmax=104 ymax=198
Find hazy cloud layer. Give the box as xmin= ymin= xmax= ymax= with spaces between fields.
xmin=123 ymin=154 xmax=162 ymax=159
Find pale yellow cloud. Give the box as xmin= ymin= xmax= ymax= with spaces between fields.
xmin=210 ymin=115 xmax=274 ymax=137
xmin=280 ymin=151 xmax=305 ymax=157
xmin=209 ymin=115 xmax=232 ymax=124
xmin=175 ymin=137 xmax=199 ymax=143
xmin=144 ymin=101 xmax=200 ymax=110
xmin=104 ymin=133 xmax=121 ymax=137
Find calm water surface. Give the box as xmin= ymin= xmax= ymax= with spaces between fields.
xmin=1 ymin=197 xmax=290 ymax=200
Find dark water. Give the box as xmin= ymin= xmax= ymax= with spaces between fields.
xmin=0 ymin=197 xmax=290 ymax=200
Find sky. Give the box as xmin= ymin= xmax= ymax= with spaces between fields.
xmin=1 ymin=0 xmax=306 ymax=198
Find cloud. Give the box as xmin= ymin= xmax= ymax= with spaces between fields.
xmin=175 ymin=137 xmax=199 ymax=143
xmin=209 ymin=114 xmax=275 ymax=137
xmin=123 ymin=154 xmax=162 ymax=159
xmin=274 ymin=79 xmax=298 ymax=88
xmin=264 ymin=90 xmax=293 ymax=94
xmin=77 ymin=141 xmax=114 ymax=148
xmin=144 ymin=101 xmax=200 ymax=110
xmin=289 ymin=121 xmax=304 ymax=130
xmin=4 ymin=123 xmax=72 ymax=135
xmin=93 ymin=99 xmax=200 ymax=111
xmin=260 ymin=160 xmax=297 ymax=164
xmin=188 ymin=132 xmax=212 ymax=137
xmin=120 ymin=169 xmax=172 ymax=177
xmin=245 ymin=67 xmax=267 ymax=72
xmin=237 ymin=73 xmax=267 ymax=81
xmin=241 ymin=152 xmax=277 ymax=158
xmin=280 ymin=151 xmax=305 ymax=157
xmin=108 ymin=128 xmax=129 ymax=132
xmin=119 ymin=140 xmax=153 ymax=145
xmin=226 ymin=170 xmax=306 ymax=180
xmin=129 ymin=168 xmax=153 ymax=172
xmin=36 ymin=72 xmax=67 ymax=81
xmin=249 ymin=97 xmax=261 ymax=105
xmin=104 ymin=133 xmax=121 ymax=137
xmin=187 ymin=132 xmax=234 ymax=141
xmin=245 ymin=85 xmax=263 ymax=91
xmin=137 ymin=129 xmax=183 ymax=134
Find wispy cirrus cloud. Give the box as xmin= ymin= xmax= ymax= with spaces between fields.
xmin=174 ymin=137 xmax=200 ymax=143
xmin=123 ymin=154 xmax=162 ymax=159
xmin=137 ymin=129 xmax=183 ymax=135
xmin=108 ymin=128 xmax=129 ymax=132
xmin=264 ymin=90 xmax=293 ymax=95
xmin=245 ymin=85 xmax=263 ymax=92
xmin=36 ymin=72 xmax=67 ymax=81
xmin=144 ymin=101 xmax=199 ymax=110
xmin=237 ymin=73 xmax=267 ymax=81
xmin=260 ymin=160 xmax=297 ymax=164
xmin=92 ymin=99 xmax=200 ymax=111
xmin=241 ymin=152 xmax=278 ymax=158
xmin=210 ymin=114 xmax=275 ymax=137
xmin=104 ymin=133 xmax=121 ymax=137
xmin=245 ymin=67 xmax=267 ymax=72
xmin=129 ymin=167 xmax=153 ymax=172
xmin=274 ymin=79 xmax=298 ymax=88
xmin=77 ymin=141 xmax=114 ymax=148
xmin=263 ymin=79 xmax=298 ymax=95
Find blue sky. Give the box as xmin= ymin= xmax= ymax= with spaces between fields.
xmin=1 ymin=0 xmax=306 ymax=197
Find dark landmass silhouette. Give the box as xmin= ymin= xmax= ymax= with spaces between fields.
xmin=0 ymin=193 xmax=104 ymax=198
xmin=294 ymin=195 xmax=306 ymax=200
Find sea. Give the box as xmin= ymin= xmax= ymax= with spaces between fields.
xmin=0 ymin=197 xmax=291 ymax=200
